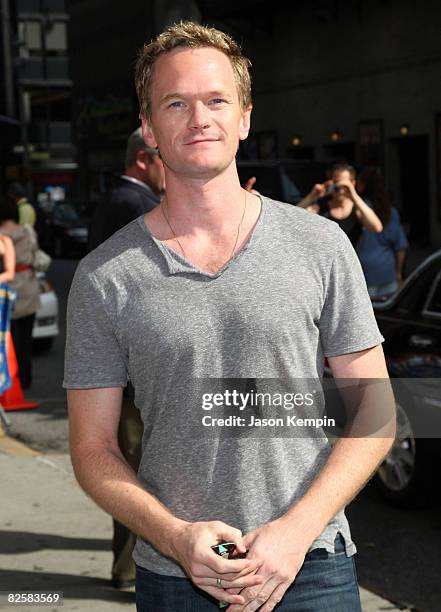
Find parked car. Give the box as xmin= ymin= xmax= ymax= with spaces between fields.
xmin=32 ymin=272 xmax=59 ymax=351
xmin=37 ymin=201 xmax=89 ymax=258
xmin=237 ymin=159 xmax=328 ymax=205
xmin=371 ymin=249 xmax=441 ymax=507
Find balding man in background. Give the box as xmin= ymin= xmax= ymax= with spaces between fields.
xmin=87 ymin=127 xmax=165 ymax=589
xmin=88 ymin=126 xmax=165 ymax=250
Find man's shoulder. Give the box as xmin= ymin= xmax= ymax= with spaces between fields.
xmin=81 ymin=217 xmax=147 ymax=276
xmin=112 ymin=179 xmax=155 ymax=203
xmin=262 ymin=196 xmax=341 ymax=240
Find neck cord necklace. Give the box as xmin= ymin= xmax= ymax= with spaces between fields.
xmin=160 ymin=190 xmax=248 ymax=266
xmin=161 ymin=199 xmax=187 ymax=259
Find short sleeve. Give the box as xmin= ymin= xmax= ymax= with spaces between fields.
xmin=63 ymin=261 xmax=128 ymax=389
xmin=319 ymin=228 xmax=384 ymax=357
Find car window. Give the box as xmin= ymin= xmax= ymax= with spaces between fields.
xmin=426 ymin=276 xmax=441 ymax=315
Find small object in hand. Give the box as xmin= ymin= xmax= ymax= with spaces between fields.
xmin=325 ymin=184 xmax=341 ymax=196
xmin=211 ymin=542 xmax=248 ymax=608
xmin=211 ymin=542 xmax=247 ymax=559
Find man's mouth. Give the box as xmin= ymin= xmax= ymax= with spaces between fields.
xmin=185 ymin=138 xmax=219 ymax=145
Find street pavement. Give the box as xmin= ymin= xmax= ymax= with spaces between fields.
xmin=0 ymin=433 xmax=411 ymax=612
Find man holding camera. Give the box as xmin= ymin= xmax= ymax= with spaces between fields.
xmin=298 ymin=163 xmax=383 ymax=246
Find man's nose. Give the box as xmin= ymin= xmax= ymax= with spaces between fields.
xmin=189 ymin=101 xmax=211 ymax=130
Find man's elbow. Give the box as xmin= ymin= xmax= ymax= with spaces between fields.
xmin=69 ymin=440 xmax=96 ymax=490
xmin=370 ymin=220 xmax=383 ymax=233
xmin=69 ymin=438 xmax=116 ymax=492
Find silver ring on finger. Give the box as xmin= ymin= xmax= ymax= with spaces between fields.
xmin=217 ymin=577 xmax=222 ymax=588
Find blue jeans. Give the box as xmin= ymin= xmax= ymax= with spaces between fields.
xmin=135 ymin=534 xmax=361 ymax=611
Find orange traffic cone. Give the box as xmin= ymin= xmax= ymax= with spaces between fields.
xmin=0 ymin=332 xmax=38 ymax=411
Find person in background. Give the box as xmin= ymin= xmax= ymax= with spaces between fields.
xmin=88 ymin=127 xmax=165 ymax=250
xmin=7 ymin=183 xmax=37 ymax=228
xmin=356 ymin=167 xmax=408 ymax=298
xmin=87 ymin=126 xmax=165 ymax=591
xmin=298 ymin=164 xmax=383 ymax=246
xmin=0 ymin=197 xmax=40 ymax=389
xmin=0 ymin=233 xmax=16 ymax=284
xmin=0 ymin=232 xmax=16 ymax=396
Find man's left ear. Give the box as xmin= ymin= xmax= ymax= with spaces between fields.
xmin=239 ymin=106 xmax=252 ymax=141
xmin=141 ymin=117 xmax=158 ymax=149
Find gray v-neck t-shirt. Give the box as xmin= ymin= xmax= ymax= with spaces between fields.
xmin=64 ymin=196 xmax=384 ymax=576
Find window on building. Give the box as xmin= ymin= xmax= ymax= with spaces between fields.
xmin=17 ymin=0 xmax=67 ymax=12
xmin=45 ymin=22 xmax=67 ymax=51
xmin=17 ymin=0 xmax=40 ymax=12
xmin=42 ymin=0 xmax=67 ymax=12
xmin=18 ymin=20 xmax=42 ymax=55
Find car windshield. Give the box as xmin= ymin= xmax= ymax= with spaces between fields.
xmin=53 ymin=203 xmax=81 ymax=222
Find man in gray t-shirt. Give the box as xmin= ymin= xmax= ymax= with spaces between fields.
xmin=64 ymin=21 xmax=395 ymax=612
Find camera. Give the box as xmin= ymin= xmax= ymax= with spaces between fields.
xmin=325 ymin=184 xmax=339 ymax=195
xmin=325 ymin=184 xmax=343 ymax=196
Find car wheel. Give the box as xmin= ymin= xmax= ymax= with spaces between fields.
xmin=374 ymin=401 xmax=432 ymax=508
xmin=33 ymin=337 xmax=54 ymax=352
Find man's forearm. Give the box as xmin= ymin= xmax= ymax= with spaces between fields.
xmin=71 ymin=442 xmax=188 ymax=561
xmin=353 ymin=194 xmax=383 ymax=232
xmin=281 ymin=433 xmax=394 ymax=540
xmin=297 ymin=191 xmax=317 ymax=209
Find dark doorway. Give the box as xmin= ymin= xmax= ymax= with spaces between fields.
xmin=393 ymin=135 xmax=430 ymax=244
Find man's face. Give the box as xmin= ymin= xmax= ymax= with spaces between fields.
xmin=141 ymin=47 xmax=251 ymax=180
xmin=330 ymin=169 xmax=355 ymax=203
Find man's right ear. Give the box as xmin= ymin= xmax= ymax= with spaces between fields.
xmin=141 ymin=117 xmax=158 ymax=149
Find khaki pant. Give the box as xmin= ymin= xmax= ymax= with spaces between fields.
xmin=112 ymin=397 xmax=143 ymax=582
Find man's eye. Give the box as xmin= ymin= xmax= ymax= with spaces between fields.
xmin=169 ymin=101 xmax=185 ymax=108
xmin=210 ymin=98 xmax=226 ymax=105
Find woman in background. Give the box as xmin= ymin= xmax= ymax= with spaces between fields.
xmin=357 ymin=167 xmax=408 ymax=298
xmin=0 ymin=233 xmax=15 ymax=284
xmin=0 ymin=232 xmax=16 ymax=394
xmin=0 ymin=197 xmax=40 ymax=389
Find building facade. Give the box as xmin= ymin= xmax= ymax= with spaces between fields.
xmin=245 ymin=1 xmax=441 ymax=246
xmin=69 ymin=0 xmax=200 ymax=205
xmin=67 ymin=0 xmax=441 ymax=246
xmin=0 ymin=0 xmax=75 ymax=202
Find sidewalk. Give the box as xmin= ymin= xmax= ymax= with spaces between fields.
xmin=0 ymin=434 xmax=409 ymax=612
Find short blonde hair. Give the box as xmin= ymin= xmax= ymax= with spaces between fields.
xmin=135 ymin=21 xmax=252 ymax=119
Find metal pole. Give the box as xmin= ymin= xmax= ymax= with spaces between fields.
xmin=41 ymin=12 xmax=50 ymax=150
xmin=18 ymin=83 xmax=33 ymax=199
xmin=1 ymin=0 xmax=15 ymax=117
